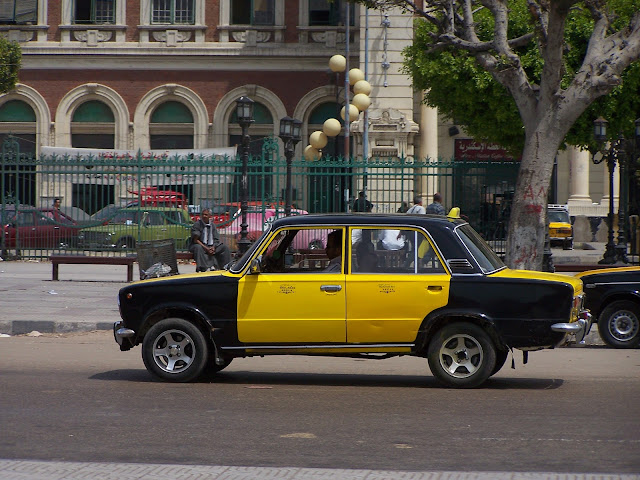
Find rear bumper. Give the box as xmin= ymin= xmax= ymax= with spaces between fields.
xmin=551 ymin=310 xmax=592 ymax=344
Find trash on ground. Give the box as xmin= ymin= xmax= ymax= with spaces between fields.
xmin=142 ymin=262 xmax=172 ymax=279
xmin=27 ymin=331 xmax=42 ymax=337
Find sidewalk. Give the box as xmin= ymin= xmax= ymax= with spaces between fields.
xmin=0 ymin=243 xmax=625 ymax=344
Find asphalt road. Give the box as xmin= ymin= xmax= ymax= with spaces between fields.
xmin=1 ymin=331 xmax=639 ymax=475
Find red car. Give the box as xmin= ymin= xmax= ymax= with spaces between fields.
xmin=1 ymin=207 xmax=78 ymax=249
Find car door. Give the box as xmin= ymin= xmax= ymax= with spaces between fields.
xmin=14 ymin=211 xmax=38 ymax=248
xmin=237 ymin=227 xmax=346 ymax=344
xmin=346 ymin=227 xmax=451 ymax=344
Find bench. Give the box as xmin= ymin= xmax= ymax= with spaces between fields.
xmin=49 ymin=255 xmax=137 ymax=282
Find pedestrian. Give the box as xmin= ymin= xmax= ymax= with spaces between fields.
xmin=53 ymin=198 xmax=61 ymax=210
xmin=351 ymin=191 xmax=373 ymax=212
xmin=406 ymin=195 xmax=426 ymax=214
xmin=189 ymin=208 xmax=231 ymax=272
xmin=397 ymin=201 xmax=409 ymax=213
xmin=426 ymin=193 xmax=445 ymax=215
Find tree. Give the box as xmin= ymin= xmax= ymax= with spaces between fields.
xmin=0 ymin=37 xmax=20 ymax=94
xmin=354 ymin=0 xmax=640 ymax=270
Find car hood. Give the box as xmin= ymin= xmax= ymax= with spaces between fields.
xmin=490 ymin=268 xmax=583 ymax=294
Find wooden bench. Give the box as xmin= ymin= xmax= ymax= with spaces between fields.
xmin=50 ymin=255 xmax=137 ymax=282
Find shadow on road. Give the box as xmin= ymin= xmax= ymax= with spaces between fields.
xmin=90 ymin=369 xmax=564 ymax=390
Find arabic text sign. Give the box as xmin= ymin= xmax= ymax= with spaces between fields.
xmin=455 ymin=139 xmax=518 ymax=161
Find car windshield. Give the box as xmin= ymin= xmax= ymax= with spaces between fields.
xmin=456 ymin=224 xmax=505 ymax=274
xmin=229 ymin=225 xmax=272 ymax=273
xmin=548 ymin=210 xmax=570 ymax=223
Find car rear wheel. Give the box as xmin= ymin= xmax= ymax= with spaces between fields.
xmin=427 ymin=322 xmax=496 ymax=388
xmin=563 ymin=239 xmax=573 ymax=250
xmin=142 ymin=318 xmax=209 ymax=382
xmin=597 ymin=300 xmax=640 ymax=349
xmin=116 ymin=237 xmax=135 ymax=249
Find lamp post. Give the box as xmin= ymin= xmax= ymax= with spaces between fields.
xmin=235 ymin=96 xmax=254 ymax=255
xmin=592 ymin=116 xmax=640 ymax=264
xmin=279 ymin=116 xmax=302 ymax=217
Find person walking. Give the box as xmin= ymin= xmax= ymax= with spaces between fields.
xmin=406 ymin=195 xmax=426 ymax=214
xmin=426 ymin=193 xmax=445 ymax=215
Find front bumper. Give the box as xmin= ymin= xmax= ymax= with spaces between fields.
xmin=114 ymin=320 xmax=136 ymax=351
xmin=551 ymin=310 xmax=592 ymax=344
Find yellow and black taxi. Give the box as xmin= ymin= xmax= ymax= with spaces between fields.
xmin=115 ymin=214 xmax=591 ymax=388
xmin=548 ymin=205 xmax=573 ymax=250
xmin=576 ymin=266 xmax=640 ymax=349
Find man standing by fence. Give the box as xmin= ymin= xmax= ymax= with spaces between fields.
xmin=426 ymin=193 xmax=445 ymax=215
xmin=406 ymin=196 xmax=426 ymax=214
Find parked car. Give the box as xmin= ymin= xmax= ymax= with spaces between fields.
xmin=114 ymin=214 xmax=591 ymax=388
xmin=78 ymin=206 xmax=192 ymax=250
xmin=575 ymin=267 xmax=640 ymax=348
xmin=90 ymin=204 xmax=123 ymax=225
xmin=58 ymin=206 xmax=92 ymax=226
xmin=217 ymin=207 xmax=317 ymax=251
xmin=548 ymin=205 xmax=573 ymax=250
xmin=1 ymin=207 xmax=78 ymax=249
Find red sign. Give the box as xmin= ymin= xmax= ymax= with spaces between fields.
xmin=455 ymin=139 xmax=518 ymax=161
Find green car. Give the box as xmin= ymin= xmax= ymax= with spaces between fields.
xmin=77 ymin=207 xmax=192 ymax=250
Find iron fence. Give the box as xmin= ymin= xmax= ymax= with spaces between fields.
xmin=1 ymin=140 xmax=523 ymax=260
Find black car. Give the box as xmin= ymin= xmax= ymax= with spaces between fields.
xmin=576 ymin=267 xmax=640 ymax=348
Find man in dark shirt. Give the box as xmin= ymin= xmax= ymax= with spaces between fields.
xmin=426 ymin=193 xmax=445 ymax=215
xmin=351 ymin=191 xmax=373 ymax=212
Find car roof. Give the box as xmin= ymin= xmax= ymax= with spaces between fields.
xmin=269 ymin=213 xmax=466 ymax=230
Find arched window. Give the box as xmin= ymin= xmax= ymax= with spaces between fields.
xmin=71 ymin=100 xmax=115 ymax=148
xmin=149 ymin=101 xmax=194 ymax=149
xmin=0 ymin=100 xmax=37 ymax=155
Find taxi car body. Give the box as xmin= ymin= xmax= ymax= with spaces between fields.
xmin=548 ymin=205 xmax=573 ymax=250
xmin=78 ymin=206 xmax=191 ymax=250
xmin=115 ymin=214 xmax=591 ymax=388
xmin=576 ymin=267 xmax=640 ymax=348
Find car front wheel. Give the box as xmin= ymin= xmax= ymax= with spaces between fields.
xmin=427 ymin=322 xmax=496 ymax=388
xmin=597 ymin=300 xmax=640 ymax=349
xmin=142 ymin=318 xmax=209 ymax=382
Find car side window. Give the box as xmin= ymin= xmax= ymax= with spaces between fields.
xmin=16 ymin=212 xmax=34 ymax=226
xmin=146 ymin=212 xmax=164 ymax=226
xmin=259 ymin=228 xmax=333 ymax=273
xmin=351 ymin=228 xmax=445 ymax=274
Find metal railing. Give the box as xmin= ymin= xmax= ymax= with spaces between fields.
xmin=1 ymin=144 xmax=523 ymax=260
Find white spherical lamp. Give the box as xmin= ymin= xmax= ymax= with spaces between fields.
xmin=329 ymin=55 xmax=346 ymax=73
xmin=348 ymin=68 xmax=365 ymax=86
xmin=340 ymin=104 xmax=360 ymax=121
xmin=352 ymin=93 xmax=371 ymax=112
xmin=309 ymin=131 xmax=328 ymax=149
xmin=322 ymin=118 xmax=342 ymax=137
xmin=353 ymin=80 xmax=372 ymax=95
xmin=304 ymin=145 xmax=320 ymax=161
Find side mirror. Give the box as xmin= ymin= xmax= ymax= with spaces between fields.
xmin=250 ymin=257 xmax=262 ymax=274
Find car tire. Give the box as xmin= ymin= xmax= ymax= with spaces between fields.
xmin=116 ymin=237 xmax=135 ymax=249
xmin=142 ymin=318 xmax=209 ymax=382
xmin=597 ymin=300 xmax=640 ymax=349
xmin=427 ymin=322 xmax=497 ymax=388
xmin=491 ymin=349 xmax=509 ymax=376
xmin=563 ymin=239 xmax=573 ymax=250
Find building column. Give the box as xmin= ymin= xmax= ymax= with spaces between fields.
xmin=566 ymin=146 xmax=592 ymax=206
xmin=419 ymin=95 xmax=438 ymax=198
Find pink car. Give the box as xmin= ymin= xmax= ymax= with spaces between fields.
xmin=218 ymin=208 xmax=326 ymax=251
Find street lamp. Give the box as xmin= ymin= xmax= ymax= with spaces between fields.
xmin=279 ymin=116 xmax=302 ymax=216
xmin=592 ymin=116 xmax=640 ymax=264
xmin=235 ymin=96 xmax=254 ymax=255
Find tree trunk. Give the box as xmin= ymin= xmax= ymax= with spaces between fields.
xmin=505 ymin=129 xmax=562 ymax=271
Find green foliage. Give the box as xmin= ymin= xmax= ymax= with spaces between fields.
xmin=400 ymin=0 xmax=640 ymax=154
xmin=0 ymin=36 xmax=21 ymax=94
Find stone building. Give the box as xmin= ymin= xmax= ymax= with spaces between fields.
xmin=0 ymin=1 xmax=613 ymax=231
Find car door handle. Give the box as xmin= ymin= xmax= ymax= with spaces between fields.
xmin=427 ymin=285 xmax=442 ymax=292
xmin=321 ymin=285 xmax=342 ymax=293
